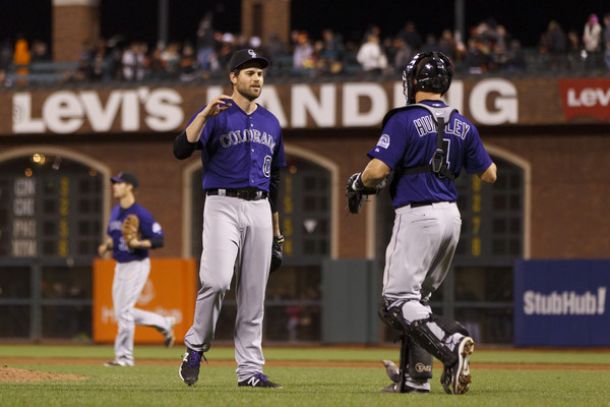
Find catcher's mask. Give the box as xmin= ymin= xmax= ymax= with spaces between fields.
xmin=402 ymin=52 xmax=453 ymax=104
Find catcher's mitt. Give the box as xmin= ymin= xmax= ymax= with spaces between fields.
xmin=121 ymin=214 xmax=140 ymax=247
xmin=346 ymin=172 xmax=378 ymax=214
xmin=270 ymin=234 xmax=285 ymax=273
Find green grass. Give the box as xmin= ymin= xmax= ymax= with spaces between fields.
xmin=1 ymin=345 xmax=610 ymax=406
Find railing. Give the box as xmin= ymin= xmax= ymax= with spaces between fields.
xmin=2 ymin=48 xmax=609 ymax=89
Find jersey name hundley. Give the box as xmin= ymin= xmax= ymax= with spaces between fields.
xmin=413 ymin=116 xmax=471 ymax=139
xmin=219 ymin=128 xmax=276 ymax=152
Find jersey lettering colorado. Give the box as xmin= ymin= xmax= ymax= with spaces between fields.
xmin=368 ymin=100 xmax=492 ymax=208
xmin=107 ymin=203 xmax=163 ymax=263
xmin=189 ymin=103 xmax=286 ymax=191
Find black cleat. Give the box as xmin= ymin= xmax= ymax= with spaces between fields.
xmin=238 ymin=373 xmax=282 ymax=388
xmin=179 ymin=348 xmax=202 ymax=386
xmin=381 ymin=382 xmax=430 ymax=393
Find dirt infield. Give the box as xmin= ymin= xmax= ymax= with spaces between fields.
xmin=0 ymin=366 xmax=87 ymax=383
xmin=2 ymin=357 xmax=610 ymax=373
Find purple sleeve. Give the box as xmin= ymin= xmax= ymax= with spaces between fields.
xmin=367 ymin=115 xmax=408 ymax=169
xmin=138 ymin=209 xmax=164 ymax=240
xmin=464 ymin=126 xmax=493 ymax=174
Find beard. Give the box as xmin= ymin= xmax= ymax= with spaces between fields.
xmin=236 ymin=84 xmax=261 ymax=101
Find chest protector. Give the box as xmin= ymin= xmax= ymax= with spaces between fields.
xmin=382 ymin=103 xmax=457 ymax=181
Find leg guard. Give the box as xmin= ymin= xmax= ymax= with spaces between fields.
xmin=408 ymin=318 xmax=457 ymax=367
xmin=407 ymin=336 xmax=433 ymax=380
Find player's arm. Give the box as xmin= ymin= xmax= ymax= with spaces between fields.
xmin=186 ymin=95 xmax=232 ymax=142
xmin=129 ymin=214 xmax=164 ymax=250
xmin=478 ymin=162 xmax=497 ymax=183
xmin=174 ymin=95 xmax=232 ymax=159
xmin=97 ymin=236 xmax=113 ymax=257
xmin=361 ymin=158 xmax=391 ymax=188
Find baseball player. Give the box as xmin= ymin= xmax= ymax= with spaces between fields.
xmin=346 ymin=52 xmax=496 ymax=394
xmin=173 ymin=49 xmax=286 ymax=388
xmin=98 ymin=172 xmax=177 ymax=367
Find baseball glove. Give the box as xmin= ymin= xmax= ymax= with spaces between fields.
xmin=121 ymin=214 xmax=140 ymax=247
xmin=346 ymin=172 xmax=379 ymax=214
xmin=270 ymin=234 xmax=285 ymax=273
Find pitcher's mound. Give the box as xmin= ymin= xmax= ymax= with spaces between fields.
xmin=0 ymin=366 xmax=86 ymax=383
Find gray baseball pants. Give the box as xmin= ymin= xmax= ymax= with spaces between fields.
xmin=184 ymin=195 xmax=273 ymax=382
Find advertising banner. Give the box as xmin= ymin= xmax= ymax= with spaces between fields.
xmin=514 ymin=260 xmax=610 ymax=346
xmin=93 ymin=258 xmax=196 ymax=344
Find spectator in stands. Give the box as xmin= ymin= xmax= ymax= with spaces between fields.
xmin=121 ymin=43 xmax=137 ymax=81
xmin=392 ymin=37 xmax=412 ymax=73
xmin=583 ymin=13 xmax=602 ymax=53
xmin=13 ymin=35 xmax=31 ymax=77
xmin=196 ymin=12 xmax=218 ymax=75
xmin=541 ymin=20 xmax=567 ymax=54
xmin=540 ymin=21 xmax=567 ymax=70
xmin=603 ymin=13 xmax=610 ymax=69
xmin=437 ymin=29 xmax=457 ymax=60
xmin=319 ymin=29 xmax=345 ymax=74
xmin=75 ymin=41 xmax=95 ymax=81
xmin=356 ymin=33 xmax=387 ymax=73
xmin=160 ymin=42 xmax=180 ymax=78
xmin=179 ymin=43 xmax=197 ymax=82
xmin=292 ymin=31 xmax=314 ymax=70
xmin=0 ymin=39 xmax=12 ymax=72
xmin=464 ymin=35 xmax=492 ymax=74
xmin=420 ymin=33 xmax=438 ymax=53
xmin=266 ymin=32 xmax=287 ymax=63
xmin=505 ymin=39 xmax=526 ymax=72
xmin=398 ymin=21 xmax=422 ymax=52
xmin=583 ymin=13 xmax=602 ymax=68
xmin=30 ymin=40 xmax=49 ymax=62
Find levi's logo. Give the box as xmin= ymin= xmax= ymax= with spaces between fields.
xmin=559 ymin=79 xmax=610 ymax=121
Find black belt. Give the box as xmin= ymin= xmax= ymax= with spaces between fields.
xmin=410 ymin=201 xmax=434 ymax=208
xmin=206 ymin=188 xmax=268 ymax=201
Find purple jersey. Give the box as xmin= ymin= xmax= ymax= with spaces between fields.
xmin=189 ymin=103 xmax=286 ymax=191
xmin=368 ymin=100 xmax=492 ymax=208
xmin=107 ymin=203 xmax=163 ymax=263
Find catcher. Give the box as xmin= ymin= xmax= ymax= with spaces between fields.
xmin=346 ymin=52 xmax=496 ymax=394
xmin=97 ymin=172 xmax=177 ymax=367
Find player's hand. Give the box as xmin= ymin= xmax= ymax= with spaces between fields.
xmin=97 ymin=242 xmax=110 ymax=257
xmin=201 ymin=95 xmax=232 ymax=119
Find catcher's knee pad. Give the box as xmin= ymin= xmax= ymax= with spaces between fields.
xmin=407 ymin=336 xmax=433 ymax=380
xmin=378 ymin=301 xmax=405 ymax=333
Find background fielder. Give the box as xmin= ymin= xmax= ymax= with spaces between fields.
xmin=98 ymin=172 xmax=176 ymax=367
xmin=347 ymin=51 xmax=497 ymax=394
xmin=174 ymin=49 xmax=285 ymax=388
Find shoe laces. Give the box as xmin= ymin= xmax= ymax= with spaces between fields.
xmin=186 ymin=350 xmax=203 ymax=368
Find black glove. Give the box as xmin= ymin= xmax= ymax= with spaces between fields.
xmin=346 ymin=172 xmax=379 ymax=214
xmin=270 ymin=234 xmax=285 ymax=273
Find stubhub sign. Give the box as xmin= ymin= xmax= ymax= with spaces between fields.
xmin=514 ymin=260 xmax=610 ymax=346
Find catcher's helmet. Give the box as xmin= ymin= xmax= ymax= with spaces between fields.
xmin=402 ymin=52 xmax=453 ymax=104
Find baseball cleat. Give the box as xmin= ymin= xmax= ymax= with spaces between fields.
xmin=441 ymin=336 xmax=474 ymax=395
xmin=104 ymin=359 xmax=133 ymax=367
xmin=382 ymin=360 xmax=401 ymax=383
xmin=238 ymin=373 xmax=282 ymax=388
xmin=179 ymin=348 xmax=203 ymax=386
xmin=164 ymin=316 xmax=177 ymax=348
xmin=381 ymin=382 xmax=430 ymax=393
